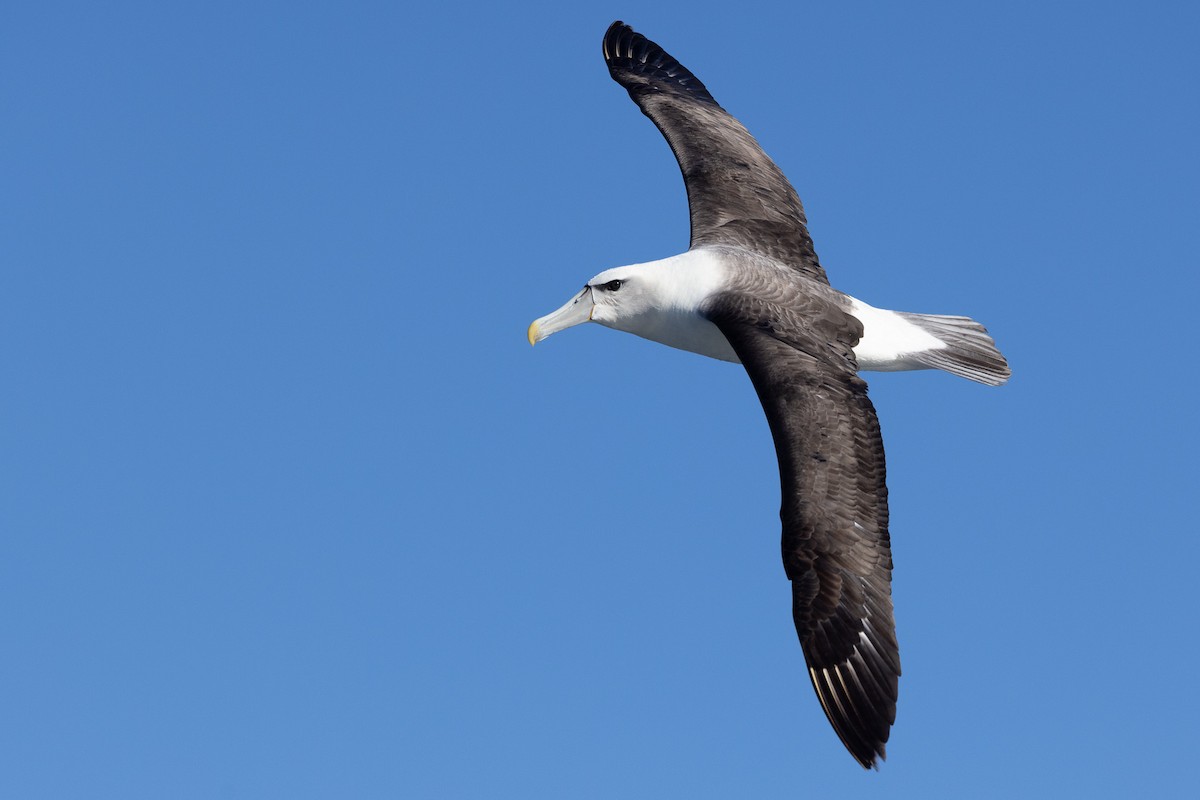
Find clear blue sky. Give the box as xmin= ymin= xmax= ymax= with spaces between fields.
xmin=3 ymin=1 xmax=1197 ymax=797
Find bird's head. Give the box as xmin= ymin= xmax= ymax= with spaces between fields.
xmin=527 ymin=266 xmax=657 ymax=345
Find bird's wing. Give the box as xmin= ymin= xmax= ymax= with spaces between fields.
xmin=603 ymin=21 xmax=828 ymax=284
xmin=706 ymin=290 xmax=900 ymax=769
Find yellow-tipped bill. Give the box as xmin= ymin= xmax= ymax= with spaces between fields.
xmin=527 ymin=286 xmax=594 ymax=346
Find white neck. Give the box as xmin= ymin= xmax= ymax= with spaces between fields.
xmin=595 ymin=249 xmax=739 ymax=363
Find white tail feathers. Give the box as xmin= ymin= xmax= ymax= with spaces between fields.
xmin=897 ymin=312 xmax=1011 ymax=386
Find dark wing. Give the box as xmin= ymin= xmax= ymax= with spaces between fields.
xmin=603 ymin=21 xmax=828 ymax=284
xmin=706 ymin=290 xmax=899 ymax=769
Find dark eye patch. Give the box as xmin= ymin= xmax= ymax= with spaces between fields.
xmin=603 ymin=279 xmax=623 ymax=292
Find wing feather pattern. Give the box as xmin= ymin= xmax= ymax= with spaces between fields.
xmin=603 ymin=22 xmax=828 ymax=284
xmin=706 ymin=290 xmax=900 ymax=769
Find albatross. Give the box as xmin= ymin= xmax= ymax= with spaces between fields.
xmin=528 ymin=21 xmax=1009 ymax=769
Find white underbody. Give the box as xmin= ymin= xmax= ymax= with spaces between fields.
xmin=846 ymin=298 xmax=947 ymax=371
xmin=592 ymin=249 xmax=947 ymax=372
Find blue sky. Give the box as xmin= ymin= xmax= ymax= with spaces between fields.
xmin=3 ymin=1 xmax=1197 ymax=797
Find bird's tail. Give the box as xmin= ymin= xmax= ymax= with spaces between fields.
xmin=897 ymin=312 xmax=1011 ymax=386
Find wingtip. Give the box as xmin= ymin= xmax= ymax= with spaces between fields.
xmin=602 ymin=20 xmax=634 ymax=63
xmin=600 ymin=20 xmax=717 ymax=106
xmin=808 ymin=664 xmax=891 ymax=770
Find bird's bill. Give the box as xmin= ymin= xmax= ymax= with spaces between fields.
xmin=527 ymin=286 xmax=595 ymax=346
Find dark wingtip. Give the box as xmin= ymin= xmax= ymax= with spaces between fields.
xmin=602 ymin=20 xmax=629 ymax=61
xmin=796 ymin=580 xmax=898 ymax=770
xmin=807 ymin=661 xmax=893 ymax=770
xmin=602 ymin=20 xmax=718 ymax=106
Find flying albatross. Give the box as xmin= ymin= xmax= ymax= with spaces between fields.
xmin=528 ymin=21 xmax=1010 ymax=769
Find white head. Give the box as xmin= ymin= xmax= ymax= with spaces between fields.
xmin=527 ymin=250 xmax=735 ymax=360
xmin=527 ymin=264 xmax=661 ymax=345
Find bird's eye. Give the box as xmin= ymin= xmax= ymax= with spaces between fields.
xmin=604 ymin=279 xmax=623 ymax=292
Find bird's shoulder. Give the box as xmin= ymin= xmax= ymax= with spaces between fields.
xmin=699 ymin=250 xmax=862 ymax=372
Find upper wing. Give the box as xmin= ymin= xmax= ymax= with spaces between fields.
xmin=603 ymin=22 xmax=828 ymax=284
xmin=706 ymin=291 xmax=900 ymax=769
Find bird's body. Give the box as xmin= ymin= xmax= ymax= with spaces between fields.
xmin=577 ymin=246 xmax=983 ymax=375
xmin=529 ymin=22 xmax=1009 ymax=769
